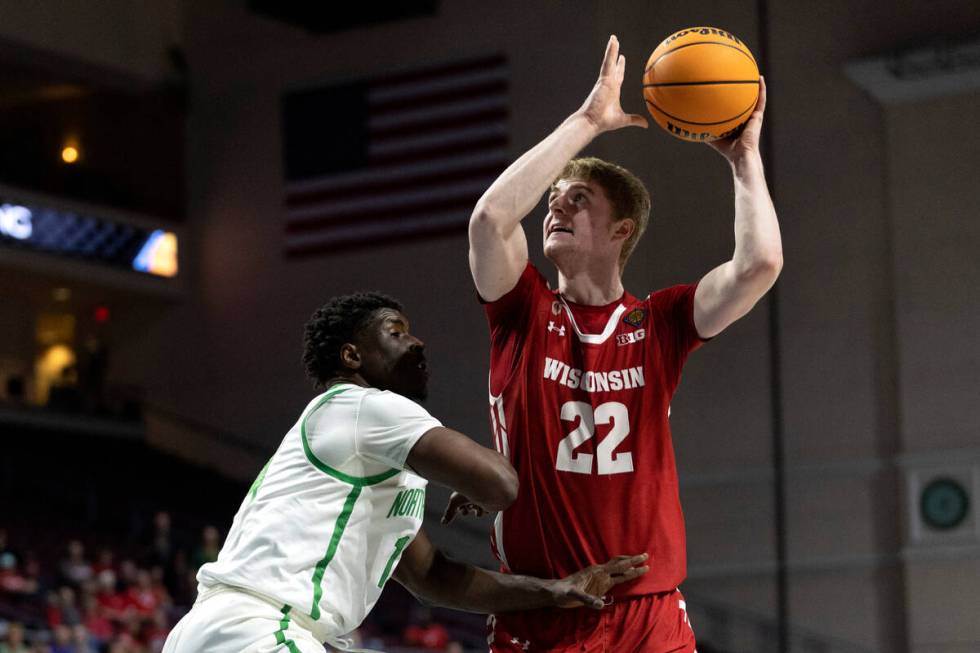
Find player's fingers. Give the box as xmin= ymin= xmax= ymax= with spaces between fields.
xmin=616 ymin=54 xmax=626 ymax=83
xmin=602 ymin=553 xmax=648 ymax=571
xmin=600 ymin=35 xmax=619 ymax=78
xmin=441 ymin=504 xmax=459 ymax=524
xmin=566 ymin=588 xmax=605 ymax=610
xmin=610 ymin=566 xmax=650 ymax=585
xmin=755 ymin=75 xmax=767 ymax=115
xmin=441 ymin=495 xmax=465 ymax=523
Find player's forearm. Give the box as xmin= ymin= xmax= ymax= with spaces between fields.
xmin=403 ymin=550 xmax=559 ymax=614
xmin=729 ymin=152 xmax=783 ymax=281
xmin=471 ymin=113 xmax=598 ymax=236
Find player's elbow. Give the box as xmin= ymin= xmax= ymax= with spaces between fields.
xmin=477 ymin=456 xmax=519 ymax=512
xmin=469 ymin=203 xmax=510 ymax=240
xmin=736 ymin=248 xmax=782 ymax=285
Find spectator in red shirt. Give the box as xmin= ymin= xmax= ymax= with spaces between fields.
xmin=95 ymin=570 xmax=128 ymax=623
xmin=125 ymin=571 xmax=158 ymax=617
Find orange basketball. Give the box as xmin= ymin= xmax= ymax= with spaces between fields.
xmin=643 ymin=27 xmax=760 ymax=142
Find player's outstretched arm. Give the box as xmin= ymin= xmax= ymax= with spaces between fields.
xmin=469 ymin=35 xmax=648 ymax=302
xmin=394 ymin=529 xmax=648 ymax=613
xmin=407 ymin=427 xmax=518 ymax=513
xmin=694 ymin=76 xmax=783 ymax=338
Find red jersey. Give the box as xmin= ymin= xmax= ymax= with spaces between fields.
xmin=484 ymin=263 xmax=704 ymax=596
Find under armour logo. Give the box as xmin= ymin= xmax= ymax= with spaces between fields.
xmin=510 ymin=637 xmax=530 ymax=651
xmin=547 ymin=321 xmax=565 ymax=336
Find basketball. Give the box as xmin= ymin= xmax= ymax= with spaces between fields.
xmin=643 ymin=27 xmax=760 ymax=142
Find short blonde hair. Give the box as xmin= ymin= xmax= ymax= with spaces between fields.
xmin=556 ymin=157 xmax=651 ymax=268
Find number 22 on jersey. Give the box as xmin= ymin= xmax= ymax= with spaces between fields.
xmin=555 ymin=401 xmax=633 ymax=475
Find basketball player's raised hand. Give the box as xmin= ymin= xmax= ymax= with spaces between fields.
xmin=551 ymin=553 xmax=650 ymax=609
xmin=578 ymin=35 xmax=649 ymax=133
xmin=708 ymin=76 xmax=767 ymax=162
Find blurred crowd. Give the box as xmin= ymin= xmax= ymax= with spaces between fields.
xmin=0 ymin=514 xmax=477 ymax=653
xmin=0 ymin=512 xmax=219 ymax=653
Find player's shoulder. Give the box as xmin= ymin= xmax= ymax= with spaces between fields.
xmin=357 ymin=387 xmax=433 ymax=420
xmin=643 ymin=282 xmax=698 ymax=309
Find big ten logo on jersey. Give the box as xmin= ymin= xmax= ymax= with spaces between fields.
xmin=616 ymin=329 xmax=645 ymax=346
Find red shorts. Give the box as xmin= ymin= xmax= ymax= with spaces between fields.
xmin=488 ymin=589 xmax=697 ymax=653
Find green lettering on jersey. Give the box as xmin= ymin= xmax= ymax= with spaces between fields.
xmin=387 ymin=490 xmax=408 ymax=518
xmin=387 ymin=488 xmax=426 ymax=520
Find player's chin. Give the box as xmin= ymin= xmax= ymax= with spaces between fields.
xmin=398 ymin=378 xmax=428 ymax=403
xmin=544 ymin=240 xmax=575 ymax=265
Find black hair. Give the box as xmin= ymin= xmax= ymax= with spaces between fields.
xmin=302 ymin=292 xmax=403 ymax=388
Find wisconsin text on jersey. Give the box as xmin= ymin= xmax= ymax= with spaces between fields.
xmin=542 ymin=357 xmax=646 ymax=392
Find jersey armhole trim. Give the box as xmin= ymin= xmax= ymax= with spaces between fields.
xmin=300 ymin=386 xmax=400 ymax=487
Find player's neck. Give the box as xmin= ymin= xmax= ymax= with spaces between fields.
xmin=324 ymin=374 xmax=369 ymax=392
xmin=556 ymin=260 xmax=624 ymax=305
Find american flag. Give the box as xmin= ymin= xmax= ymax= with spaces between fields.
xmin=281 ymin=54 xmax=509 ymax=257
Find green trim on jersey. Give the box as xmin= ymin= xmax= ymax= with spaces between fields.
xmin=273 ymin=605 xmax=301 ymax=653
xmin=311 ymin=484 xmax=361 ymax=620
xmin=301 ymin=385 xmax=401 ymax=486
xmin=248 ymin=458 xmax=272 ymax=500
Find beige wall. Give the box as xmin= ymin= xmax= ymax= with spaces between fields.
xmin=0 ymin=0 xmax=181 ymax=82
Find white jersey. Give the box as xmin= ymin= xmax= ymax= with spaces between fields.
xmin=198 ymin=383 xmax=440 ymax=642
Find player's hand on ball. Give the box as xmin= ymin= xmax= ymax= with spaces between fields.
xmin=707 ymin=76 xmax=767 ymax=162
xmin=577 ymin=35 xmax=649 ymax=133
xmin=551 ymin=553 xmax=649 ymax=609
xmin=440 ymin=492 xmax=486 ymax=524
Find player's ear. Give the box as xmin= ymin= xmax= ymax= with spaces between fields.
xmin=612 ymin=218 xmax=634 ymax=242
xmin=340 ymin=343 xmax=361 ymax=370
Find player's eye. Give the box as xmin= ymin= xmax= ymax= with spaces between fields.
xmin=572 ymin=192 xmax=586 ymax=203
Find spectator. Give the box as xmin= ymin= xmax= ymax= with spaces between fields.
xmin=70 ymin=625 xmax=96 ymax=653
xmin=59 ymin=542 xmax=92 ymax=588
xmin=106 ymin=632 xmax=144 ymax=653
xmin=49 ymin=625 xmax=73 ymax=653
xmin=0 ymin=553 xmax=28 ymax=594
xmin=116 ymin=562 xmax=137 ymax=595
xmin=189 ymin=526 xmax=219 ymax=570
xmin=94 ymin=571 xmax=127 ymax=624
xmin=145 ymin=514 xmax=172 ymax=572
xmin=0 ymin=621 xmax=29 ymax=653
xmin=403 ymin=606 xmax=451 ymax=651
xmin=80 ymin=592 xmax=113 ymax=647
xmin=143 ymin=611 xmax=169 ymax=653
xmin=20 ymin=554 xmax=43 ymax=599
xmin=125 ymin=571 xmax=158 ymax=618
xmin=56 ymin=588 xmax=82 ymax=627
xmin=91 ymin=550 xmax=115 ymax=577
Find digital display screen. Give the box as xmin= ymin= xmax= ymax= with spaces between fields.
xmin=0 ymin=199 xmax=178 ymax=277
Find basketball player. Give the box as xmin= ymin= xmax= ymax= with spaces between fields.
xmin=162 ymin=292 xmax=649 ymax=653
xmin=451 ymin=35 xmax=782 ymax=651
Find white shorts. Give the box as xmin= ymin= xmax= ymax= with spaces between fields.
xmin=163 ymin=586 xmax=325 ymax=653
